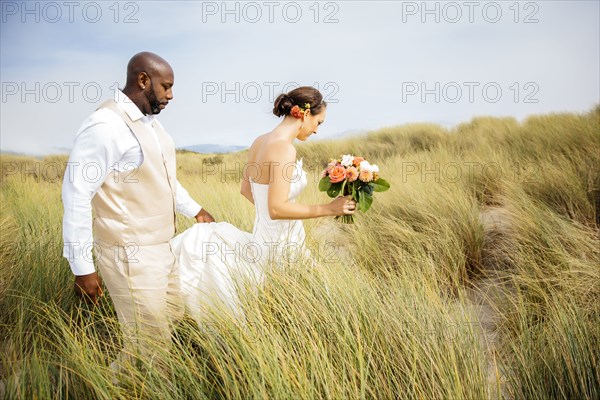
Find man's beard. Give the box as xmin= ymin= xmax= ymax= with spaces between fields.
xmin=146 ymin=86 xmax=162 ymax=114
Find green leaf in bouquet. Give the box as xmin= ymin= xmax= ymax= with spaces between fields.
xmin=372 ymin=178 xmax=391 ymax=192
xmin=319 ymin=176 xmax=332 ymax=192
xmin=361 ymin=184 xmax=374 ymax=196
xmin=327 ymin=183 xmax=341 ymax=198
xmin=358 ymin=192 xmax=373 ymax=212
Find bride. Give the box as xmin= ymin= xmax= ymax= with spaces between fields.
xmin=170 ymin=86 xmax=356 ymax=325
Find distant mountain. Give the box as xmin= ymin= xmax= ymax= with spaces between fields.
xmin=178 ymin=144 xmax=248 ymax=154
xmin=0 ymin=150 xmax=27 ymax=156
xmin=1 ymin=146 xmax=72 ymax=157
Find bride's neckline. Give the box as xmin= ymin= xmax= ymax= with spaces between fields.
xmin=249 ymin=180 xmax=268 ymax=187
xmin=249 ymin=158 xmax=303 ymax=186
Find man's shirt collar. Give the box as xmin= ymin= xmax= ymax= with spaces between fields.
xmin=115 ymin=90 xmax=155 ymax=125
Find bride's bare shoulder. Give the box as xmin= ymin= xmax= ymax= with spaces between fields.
xmin=249 ymin=134 xmax=295 ymax=163
xmin=248 ymin=133 xmax=271 ymax=155
xmin=250 ymin=133 xmax=268 ymax=147
xmin=247 ymin=134 xmax=265 ymax=162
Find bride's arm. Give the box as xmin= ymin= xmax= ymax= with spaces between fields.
xmin=241 ymin=139 xmax=258 ymax=204
xmin=267 ymin=143 xmax=353 ymax=220
xmin=240 ymin=178 xmax=254 ymax=205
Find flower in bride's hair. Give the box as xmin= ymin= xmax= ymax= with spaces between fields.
xmin=341 ymin=154 xmax=355 ymax=167
xmin=359 ymin=170 xmax=374 ymax=183
xmin=346 ymin=166 xmax=359 ymax=182
xmin=329 ymin=165 xmax=347 ymax=183
xmin=290 ymin=105 xmax=303 ymax=118
xmin=352 ymin=156 xmax=364 ymax=167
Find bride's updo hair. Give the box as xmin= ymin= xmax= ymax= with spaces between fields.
xmin=273 ymin=86 xmax=327 ymax=117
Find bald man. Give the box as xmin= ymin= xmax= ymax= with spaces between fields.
xmin=62 ymin=52 xmax=214 ymax=369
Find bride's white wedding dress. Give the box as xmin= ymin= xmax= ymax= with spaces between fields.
xmin=170 ymin=158 xmax=309 ymax=323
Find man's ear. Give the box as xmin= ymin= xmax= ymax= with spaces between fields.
xmin=138 ymin=72 xmax=150 ymax=90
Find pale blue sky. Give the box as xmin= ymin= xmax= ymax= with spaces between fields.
xmin=1 ymin=0 xmax=599 ymax=154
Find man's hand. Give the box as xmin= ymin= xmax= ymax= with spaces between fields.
xmin=195 ymin=208 xmax=215 ymax=223
xmin=74 ymin=272 xmax=103 ymax=304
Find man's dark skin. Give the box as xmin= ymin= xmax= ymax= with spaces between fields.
xmin=74 ymin=52 xmax=215 ymax=304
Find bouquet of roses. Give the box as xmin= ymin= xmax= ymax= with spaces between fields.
xmin=319 ymin=154 xmax=390 ymax=223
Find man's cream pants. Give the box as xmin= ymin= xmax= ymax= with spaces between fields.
xmin=94 ymin=239 xmax=184 ymax=368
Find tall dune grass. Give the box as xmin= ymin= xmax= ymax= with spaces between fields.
xmin=1 ymin=106 xmax=598 ymax=399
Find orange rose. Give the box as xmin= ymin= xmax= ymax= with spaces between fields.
xmin=352 ymin=156 xmax=364 ymax=167
xmin=329 ymin=165 xmax=347 ymax=183
xmin=324 ymin=162 xmax=337 ymax=176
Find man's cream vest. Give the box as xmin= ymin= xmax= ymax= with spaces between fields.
xmin=91 ymin=99 xmax=176 ymax=246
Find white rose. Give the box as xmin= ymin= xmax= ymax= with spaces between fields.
xmin=341 ymin=154 xmax=355 ymax=167
xmin=371 ymin=164 xmax=379 ymax=173
xmin=359 ymin=160 xmax=372 ymax=172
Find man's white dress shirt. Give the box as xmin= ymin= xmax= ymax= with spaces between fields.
xmin=62 ymin=90 xmax=201 ymax=276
